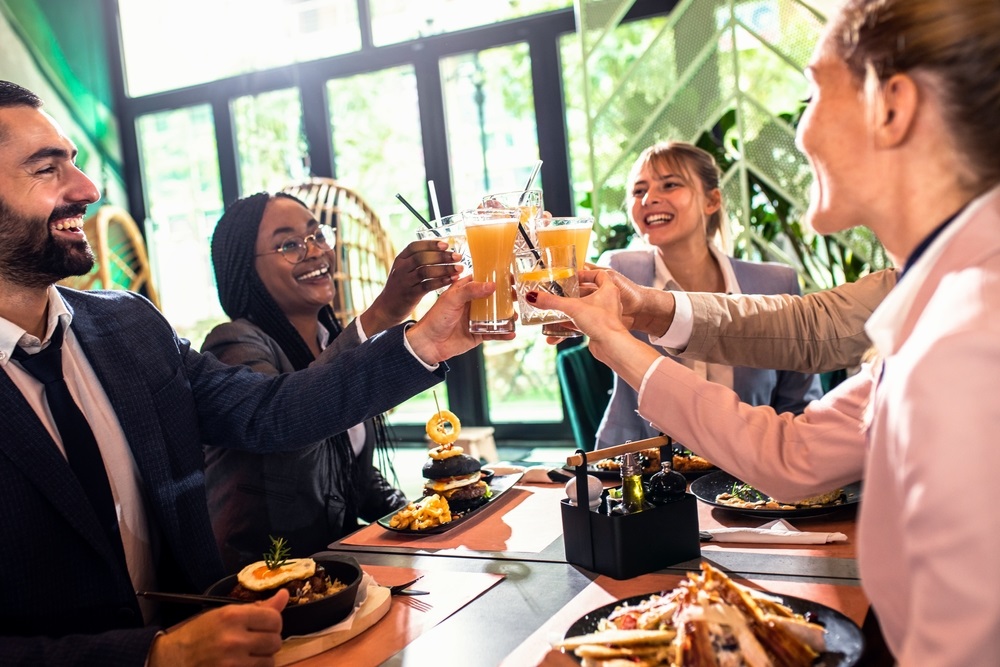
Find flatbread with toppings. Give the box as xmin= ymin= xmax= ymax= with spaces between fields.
xmin=555 ymin=564 xmax=826 ymax=666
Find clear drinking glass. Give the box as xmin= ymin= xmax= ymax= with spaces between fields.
xmin=416 ymin=213 xmax=472 ymax=291
xmin=513 ymin=244 xmax=580 ymax=334
xmin=535 ymin=216 xmax=594 ymax=268
xmin=482 ymin=189 xmax=542 ymax=253
xmin=535 ymin=216 xmax=593 ymax=337
xmin=464 ymin=208 xmax=520 ymax=334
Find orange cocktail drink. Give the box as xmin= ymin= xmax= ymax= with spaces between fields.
xmin=464 ymin=208 xmax=520 ymax=333
xmin=536 ymin=216 xmax=595 ymax=269
xmin=513 ymin=244 xmax=580 ymax=327
xmin=482 ymin=189 xmax=543 ymax=252
xmin=535 ymin=217 xmax=593 ymax=337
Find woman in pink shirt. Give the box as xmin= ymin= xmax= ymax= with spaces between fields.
xmin=531 ymin=0 xmax=1000 ymax=664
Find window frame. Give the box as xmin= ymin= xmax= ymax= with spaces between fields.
xmin=101 ymin=0 xmax=672 ymax=443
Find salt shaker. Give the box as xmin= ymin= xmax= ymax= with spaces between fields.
xmin=564 ymin=475 xmax=603 ymax=510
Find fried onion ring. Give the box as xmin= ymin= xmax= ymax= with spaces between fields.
xmin=426 ymin=410 xmax=461 ymax=445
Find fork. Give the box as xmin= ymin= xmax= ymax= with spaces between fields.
xmin=399 ymin=595 xmax=433 ymax=613
xmin=388 ymin=575 xmax=426 ymax=596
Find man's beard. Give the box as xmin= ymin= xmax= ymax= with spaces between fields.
xmin=0 ymin=197 xmax=95 ymax=288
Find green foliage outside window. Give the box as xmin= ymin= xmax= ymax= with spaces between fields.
xmin=576 ymin=0 xmax=889 ymax=291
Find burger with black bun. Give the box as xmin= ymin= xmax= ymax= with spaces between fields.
xmin=422 ymin=444 xmax=491 ymax=514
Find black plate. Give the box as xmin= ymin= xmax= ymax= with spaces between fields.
xmin=690 ymin=471 xmax=862 ymax=518
xmin=563 ymin=590 xmax=864 ymax=666
xmin=377 ymin=471 xmax=523 ymax=535
xmin=204 ymin=554 xmax=362 ymax=638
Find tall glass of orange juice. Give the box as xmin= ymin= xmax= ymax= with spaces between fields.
xmin=464 ymin=208 xmax=520 ymax=333
xmin=535 ymin=217 xmax=593 ymax=337
xmin=482 ymin=189 xmax=543 ymax=252
xmin=536 ymin=216 xmax=595 ymax=269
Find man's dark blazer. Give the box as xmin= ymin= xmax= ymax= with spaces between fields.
xmin=0 ymin=288 xmax=443 ymax=666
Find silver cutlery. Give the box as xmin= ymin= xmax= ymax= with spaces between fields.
xmin=399 ymin=595 xmax=433 ymax=613
xmin=388 ymin=575 xmax=429 ymax=596
xmin=136 ymin=590 xmax=250 ymax=606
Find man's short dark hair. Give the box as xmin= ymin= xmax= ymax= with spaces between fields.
xmin=0 ymin=81 xmax=42 ymax=144
xmin=0 ymin=80 xmax=42 ymax=109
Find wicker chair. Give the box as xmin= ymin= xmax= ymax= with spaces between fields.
xmin=58 ymin=205 xmax=161 ymax=310
xmin=281 ymin=178 xmax=396 ymax=328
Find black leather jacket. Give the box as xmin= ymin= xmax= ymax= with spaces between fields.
xmin=201 ymin=318 xmax=408 ymax=571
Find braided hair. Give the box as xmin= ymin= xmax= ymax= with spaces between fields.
xmin=211 ymin=191 xmax=400 ymax=528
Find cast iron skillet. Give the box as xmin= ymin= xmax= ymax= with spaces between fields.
xmin=204 ymin=553 xmax=363 ymax=637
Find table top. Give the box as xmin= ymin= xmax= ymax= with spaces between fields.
xmin=298 ymin=477 xmax=867 ymax=666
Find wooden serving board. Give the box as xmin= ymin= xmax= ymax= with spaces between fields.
xmin=275 ymin=585 xmax=391 ymax=666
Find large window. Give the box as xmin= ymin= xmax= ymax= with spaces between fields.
xmin=135 ymin=105 xmax=225 ymax=344
xmin=559 ymin=15 xmax=672 ymax=253
xmin=118 ymin=0 xmax=361 ymax=96
xmin=113 ymin=0 xmax=673 ymax=441
xmin=326 ymin=66 xmax=443 ymax=423
xmin=233 ymin=88 xmax=309 ymax=195
xmin=439 ymin=43 xmax=561 ymax=424
xmin=369 ymin=0 xmax=572 ymax=47
xmin=441 ymin=43 xmax=540 ymax=208
xmin=326 ymin=67 xmax=426 ymax=253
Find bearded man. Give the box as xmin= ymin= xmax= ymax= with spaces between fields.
xmin=0 ymin=80 xmax=503 ymax=667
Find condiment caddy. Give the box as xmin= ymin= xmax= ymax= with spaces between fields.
xmin=560 ymin=436 xmax=700 ymax=579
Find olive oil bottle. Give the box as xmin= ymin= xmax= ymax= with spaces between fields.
xmin=619 ymin=452 xmax=653 ymax=514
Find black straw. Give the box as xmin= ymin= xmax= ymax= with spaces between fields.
xmin=396 ymin=193 xmax=435 ymax=232
xmin=514 ymin=160 xmax=563 ymax=295
xmin=518 ymin=222 xmax=537 ymax=254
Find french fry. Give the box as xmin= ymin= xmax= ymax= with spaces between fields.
xmin=388 ymin=494 xmax=453 ymax=531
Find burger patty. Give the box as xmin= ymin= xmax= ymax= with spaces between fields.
xmin=430 ymin=480 xmax=490 ymax=514
xmin=442 ymin=480 xmax=488 ymax=501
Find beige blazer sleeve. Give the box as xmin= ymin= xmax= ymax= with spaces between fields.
xmin=676 ymin=269 xmax=897 ymax=373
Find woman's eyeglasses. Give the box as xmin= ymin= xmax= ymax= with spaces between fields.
xmin=256 ymin=224 xmax=336 ymax=264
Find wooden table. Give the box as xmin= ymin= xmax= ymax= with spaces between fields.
xmin=295 ymin=478 xmax=867 ymax=666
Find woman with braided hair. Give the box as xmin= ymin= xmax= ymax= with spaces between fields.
xmin=203 ymin=191 xmax=464 ymax=570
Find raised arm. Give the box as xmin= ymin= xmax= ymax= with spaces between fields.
xmin=678 ymin=269 xmax=897 ymax=372
xmin=601 ymin=267 xmax=897 ymax=374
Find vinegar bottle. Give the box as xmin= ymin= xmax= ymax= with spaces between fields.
xmin=647 ymin=458 xmax=687 ymax=504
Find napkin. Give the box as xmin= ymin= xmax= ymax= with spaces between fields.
xmin=701 ymin=519 xmax=847 ymax=544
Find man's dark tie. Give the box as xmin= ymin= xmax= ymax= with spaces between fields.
xmin=13 ymin=322 xmax=127 ymax=567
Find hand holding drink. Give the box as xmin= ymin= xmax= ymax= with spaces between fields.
xmin=416 ymin=213 xmax=473 ymax=293
xmin=533 ymin=217 xmax=593 ymax=337
xmin=513 ymin=244 xmax=580 ymax=336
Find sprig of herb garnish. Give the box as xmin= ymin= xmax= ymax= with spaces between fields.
xmin=731 ymin=482 xmax=767 ymax=503
xmin=264 ymin=535 xmax=290 ymax=570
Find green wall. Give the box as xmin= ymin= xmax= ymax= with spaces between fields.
xmin=0 ymin=0 xmax=126 ymax=206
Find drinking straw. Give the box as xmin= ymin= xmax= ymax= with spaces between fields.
xmin=428 ymin=180 xmax=443 ymax=224
xmin=396 ymin=193 xmax=440 ymax=237
xmin=522 ymin=159 xmax=543 ymax=193
xmin=518 ymin=221 xmax=539 ymax=254
xmin=515 ymin=160 xmax=543 ymax=255
xmin=514 ymin=160 xmax=564 ymax=295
